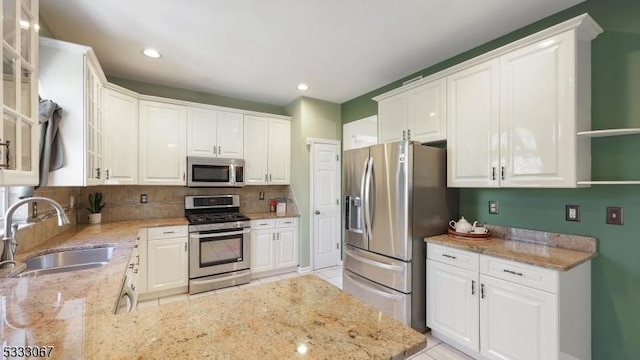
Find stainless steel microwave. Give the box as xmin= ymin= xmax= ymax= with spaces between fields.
xmin=186 ymin=157 xmax=245 ymax=187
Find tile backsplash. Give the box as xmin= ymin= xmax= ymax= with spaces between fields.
xmin=68 ymin=185 xmax=295 ymax=223
xmin=8 ymin=185 xmax=296 ymax=255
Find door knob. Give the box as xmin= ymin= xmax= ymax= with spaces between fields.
xmin=315 ymin=210 xmax=320 ymax=215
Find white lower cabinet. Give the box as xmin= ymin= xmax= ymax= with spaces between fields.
xmin=426 ymin=243 xmax=590 ymax=360
xmin=140 ymin=226 xmax=189 ymax=297
xmin=427 ymin=260 xmax=479 ymax=352
xmin=250 ymin=218 xmax=298 ymax=277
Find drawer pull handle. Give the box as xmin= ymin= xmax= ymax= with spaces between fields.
xmin=442 ymin=254 xmax=457 ymax=259
xmin=163 ymin=231 xmax=175 ymax=234
xmin=503 ymin=269 xmax=523 ymax=276
xmin=471 ymin=280 xmax=476 ymax=295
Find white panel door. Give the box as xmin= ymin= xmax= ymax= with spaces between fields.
xmin=312 ymin=142 xmax=340 ymax=269
xmin=148 ymin=237 xmax=188 ymax=292
xmin=480 ymin=275 xmax=558 ymax=360
xmin=276 ymin=226 xmax=298 ymax=269
xmin=139 ymin=100 xmax=187 ymax=185
xmin=409 ymin=78 xmax=447 ymax=143
xmin=500 ymin=31 xmax=574 ymax=187
xmin=103 ymin=88 xmax=138 ymax=184
xmin=251 ymin=229 xmax=275 ymax=273
xmin=216 ymin=111 xmax=243 ymax=158
xmin=267 ymin=119 xmax=291 ymax=184
xmin=427 ymin=260 xmax=479 ymax=352
xmin=243 ymin=115 xmax=269 ymax=184
xmin=447 ymin=59 xmax=500 ymax=187
xmin=187 ymin=107 xmax=217 ymax=157
xmin=378 ymin=94 xmax=407 ymax=144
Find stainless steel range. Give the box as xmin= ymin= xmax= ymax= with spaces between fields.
xmin=185 ymin=195 xmax=251 ymax=294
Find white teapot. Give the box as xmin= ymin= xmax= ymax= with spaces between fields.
xmin=449 ymin=216 xmax=473 ymax=233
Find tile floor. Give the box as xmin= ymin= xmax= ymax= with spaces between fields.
xmin=137 ymin=265 xmax=472 ymax=360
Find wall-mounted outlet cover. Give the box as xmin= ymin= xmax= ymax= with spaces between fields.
xmin=140 ymin=194 xmax=148 ymax=204
xmin=566 ymin=205 xmax=580 ymax=222
xmin=489 ymin=201 xmax=499 ymax=215
xmin=606 ymin=207 xmax=623 ymax=225
xmin=259 ymin=192 xmax=265 ymax=200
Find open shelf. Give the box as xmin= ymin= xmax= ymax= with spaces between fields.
xmin=577 ymin=181 xmax=640 ymax=185
xmin=577 ymin=128 xmax=640 ymax=138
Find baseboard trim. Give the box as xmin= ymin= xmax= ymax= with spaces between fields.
xmin=297 ymin=266 xmax=312 ymax=274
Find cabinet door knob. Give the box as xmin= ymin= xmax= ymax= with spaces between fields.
xmin=315 ymin=210 xmax=320 ymax=215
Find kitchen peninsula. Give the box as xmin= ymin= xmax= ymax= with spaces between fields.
xmin=0 ymin=219 xmax=425 ymax=359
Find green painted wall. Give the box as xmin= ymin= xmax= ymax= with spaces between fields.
xmin=286 ymin=97 xmax=341 ymax=268
xmin=108 ymin=76 xmax=287 ymax=116
xmin=340 ymin=1 xmax=640 ymax=358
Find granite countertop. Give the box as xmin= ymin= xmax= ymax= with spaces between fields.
xmin=425 ymin=226 xmax=597 ymax=271
xmin=247 ymin=211 xmax=300 ymax=220
xmin=1 ymin=218 xmax=424 ymax=359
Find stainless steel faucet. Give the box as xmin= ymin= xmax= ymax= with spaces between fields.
xmin=0 ymin=197 xmax=70 ymax=269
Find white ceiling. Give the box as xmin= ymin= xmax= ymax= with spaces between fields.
xmin=39 ymin=0 xmax=583 ymax=107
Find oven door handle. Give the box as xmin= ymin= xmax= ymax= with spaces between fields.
xmin=189 ymin=228 xmax=251 ymax=238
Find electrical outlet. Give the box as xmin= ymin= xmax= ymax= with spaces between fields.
xmin=259 ymin=192 xmax=265 ymax=200
xmin=140 ymin=194 xmax=148 ymax=204
xmin=488 ymin=200 xmax=498 ymax=214
xmin=566 ymin=205 xmax=580 ymax=222
xmin=606 ymin=206 xmax=623 ymax=225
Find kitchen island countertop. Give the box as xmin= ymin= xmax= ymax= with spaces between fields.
xmin=1 ymin=218 xmax=424 ymax=359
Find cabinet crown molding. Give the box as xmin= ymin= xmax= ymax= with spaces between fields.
xmin=373 ymin=13 xmax=602 ymax=102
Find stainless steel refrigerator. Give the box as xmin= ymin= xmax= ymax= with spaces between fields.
xmin=342 ymin=140 xmax=458 ymax=332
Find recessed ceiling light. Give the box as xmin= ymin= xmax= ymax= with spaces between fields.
xmin=142 ymin=48 xmax=161 ymax=59
xmin=297 ymin=83 xmax=309 ymax=91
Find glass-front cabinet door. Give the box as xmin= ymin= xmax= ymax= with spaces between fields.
xmin=1 ymin=0 xmax=39 ymax=185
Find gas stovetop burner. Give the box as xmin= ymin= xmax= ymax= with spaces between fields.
xmin=187 ymin=212 xmax=250 ymax=224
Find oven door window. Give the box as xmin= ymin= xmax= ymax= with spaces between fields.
xmin=192 ymin=165 xmax=230 ymax=183
xmin=199 ymin=234 xmax=243 ymax=267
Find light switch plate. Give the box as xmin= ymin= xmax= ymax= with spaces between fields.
xmin=489 ymin=201 xmax=498 ymax=215
xmin=606 ymin=206 xmax=623 ymax=225
xmin=566 ymin=205 xmax=580 ymax=222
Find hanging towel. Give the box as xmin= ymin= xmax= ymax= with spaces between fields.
xmin=38 ymin=99 xmax=64 ymax=187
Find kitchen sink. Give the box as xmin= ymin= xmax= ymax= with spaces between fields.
xmin=13 ymin=245 xmax=117 ymax=278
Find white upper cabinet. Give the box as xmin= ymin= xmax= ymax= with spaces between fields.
xmin=447 ymin=59 xmax=501 ymax=188
xmin=39 ymin=37 xmax=107 ymax=186
xmin=447 ymin=14 xmax=601 ymax=188
xmin=267 ymin=118 xmax=291 ymax=184
xmin=244 ymin=115 xmax=290 ymax=185
xmin=0 ymin=0 xmax=39 ymax=186
xmin=103 ymin=85 xmax=139 ymax=185
xmin=375 ymin=77 xmax=446 ymax=144
xmin=187 ymin=107 xmax=243 ymax=158
xmin=499 ymin=31 xmax=587 ymax=187
xmin=139 ymin=100 xmax=187 ymax=185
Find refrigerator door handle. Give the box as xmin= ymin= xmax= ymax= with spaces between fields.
xmin=361 ymin=156 xmax=371 ymax=240
xmin=363 ymin=156 xmax=374 ymax=241
xmin=369 ymin=157 xmax=375 ymax=233
xmin=344 ymin=271 xmax=405 ymax=301
xmin=345 ymin=247 xmax=404 ymax=271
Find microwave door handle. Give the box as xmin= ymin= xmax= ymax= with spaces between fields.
xmin=229 ymin=164 xmax=236 ymax=185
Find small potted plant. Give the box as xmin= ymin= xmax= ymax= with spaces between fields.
xmin=87 ymin=191 xmax=105 ymax=224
